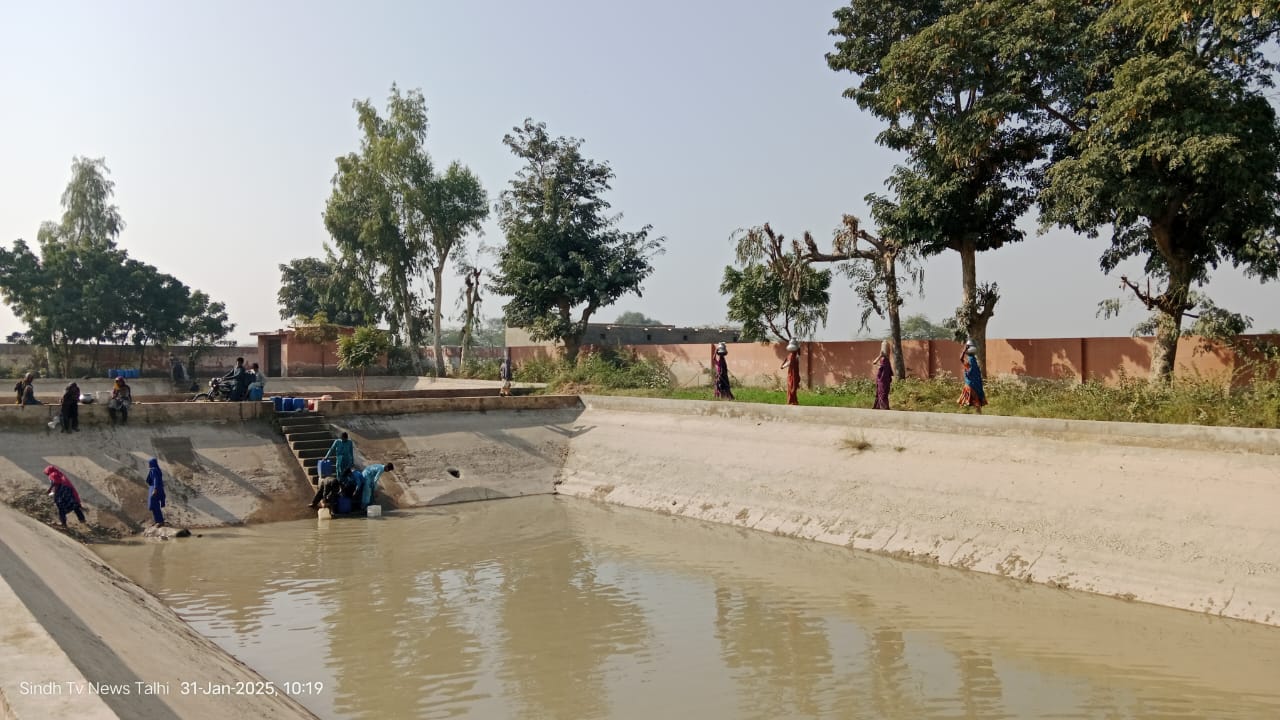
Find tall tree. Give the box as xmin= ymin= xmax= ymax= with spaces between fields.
xmin=492 ymin=120 xmax=663 ymax=362
xmin=1022 ymin=0 xmax=1280 ymax=380
xmin=324 ymin=85 xmax=434 ymax=374
xmin=802 ymin=213 xmax=922 ymax=380
xmin=423 ymin=161 xmax=489 ymax=376
xmin=722 ymin=224 xmax=832 ymax=342
xmin=828 ymin=2 xmax=1044 ymax=372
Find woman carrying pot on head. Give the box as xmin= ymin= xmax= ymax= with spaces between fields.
xmin=957 ymin=341 xmax=987 ymax=414
xmin=872 ymin=340 xmax=893 ymax=410
xmin=712 ymin=342 xmax=734 ymax=400
xmin=779 ymin=339 xmax=801 ymax=406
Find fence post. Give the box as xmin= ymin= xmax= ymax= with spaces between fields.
xmin=1080 ymin=337 xmax=1087 ymax=384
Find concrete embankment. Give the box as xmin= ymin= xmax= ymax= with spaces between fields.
xmin=0 ymin=403 xmax=311 ymax=536
xmin=0 ymin=503 xmax=316 ymax=719
xmin=557 ymin=396 xmax=1280 ymax=626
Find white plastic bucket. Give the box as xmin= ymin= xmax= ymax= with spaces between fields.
xmin=317 ymin=507 xmax=333 ymax=520
xmin=366 ymin=505 xmax=382 ymax=518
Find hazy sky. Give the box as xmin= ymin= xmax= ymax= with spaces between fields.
xmin=2 ymin=0 xmax=1278 ymax=344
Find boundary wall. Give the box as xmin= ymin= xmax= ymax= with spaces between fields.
xmin=511 ymin=334 xmax=1280 ymax=387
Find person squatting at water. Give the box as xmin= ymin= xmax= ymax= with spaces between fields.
xmin=60 ymin=382 xmax=81 ymax=432
xmin=359 ymin=462 xmax=393 ymax=508
xmin=108 ymin=375 xmax=133 ymax=424
xmin=146 ymin=458 xmax=167 ymax=527
xmin=45 ymin=465 xmax=86 ymax=527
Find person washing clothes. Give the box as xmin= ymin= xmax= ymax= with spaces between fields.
xmin=146 ymin=458 xmax=167 ymax=527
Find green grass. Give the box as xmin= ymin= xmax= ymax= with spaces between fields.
xmin=525 ymin=350 xmax=1280 ymax=428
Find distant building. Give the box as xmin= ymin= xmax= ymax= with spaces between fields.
xmin=251 ymin=324 xmax=356 ymax=377
xmin=505 ymin=323 xmax=740 ymax=348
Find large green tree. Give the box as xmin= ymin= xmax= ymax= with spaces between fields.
xmin=491 ymin=120 xmax=663 ymax=362
xmin=828 ymin=1 xmax=1045 ymax=373
xmin=722 ymin=224 xmax=832 ymax=342
xmin=0 ymin=157 xmax=233 ymax=376
xmin=1022 ymin=0 xmax=1280 ymax=380
xmin=324 ymin=85 xmax=434 ymax=374
xmin=613 ymin=311 xmax=663 ymax=326
xmin=423 ymin=161 xmax=488 ymax=376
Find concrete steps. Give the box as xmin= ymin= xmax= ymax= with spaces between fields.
xmin=274 ymin=410 xmax=334 ymax=487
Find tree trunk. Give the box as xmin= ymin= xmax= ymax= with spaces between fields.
xmin=883 ymin=253 xmax=906 ymax=380
xmin=958 ymin=239 xmax=991 ymax=373
xmin=393 ymin=267 xmax=423 ymax=376
xmin=431 ymin=264 xmax=446 ymax=377
xmin=1150 ymin=221 xmax=1192 ymax=383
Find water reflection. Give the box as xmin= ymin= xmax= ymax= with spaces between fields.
xmin=96 ymin=497 xmax=1280 ymax=720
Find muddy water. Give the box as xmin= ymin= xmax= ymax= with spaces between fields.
xmin=96 ymin=496 xmax=1280 ymax=720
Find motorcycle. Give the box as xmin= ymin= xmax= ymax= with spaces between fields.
xmin=192 ymin=377 xmax=235 ymax=402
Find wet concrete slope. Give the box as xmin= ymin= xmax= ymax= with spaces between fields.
xmin=558 ymin=396 xmax=1280 ymax=627
xmin=330 ymin=401 xmax=587 ymax=507
xmin=0 ymin=419 xmax=314 ymax=536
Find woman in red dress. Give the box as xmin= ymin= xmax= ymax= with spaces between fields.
xmin=780 ymin=339 xmax=801 ymax=406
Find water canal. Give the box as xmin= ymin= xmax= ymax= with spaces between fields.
xmin=96 ymin=496 xmax=1280 ymax=719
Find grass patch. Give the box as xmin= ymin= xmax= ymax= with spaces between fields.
xmin=527 ymin=350 xmax=1280 ymax=428
xmin=842 ymin=433 xmax=873 ymax=453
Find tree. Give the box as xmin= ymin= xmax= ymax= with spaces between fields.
xmin=1024 ymin=1 xmax=1280 ymax=380
xmin=613 ymin=311 xmax=663 ymax=326
xmin=491 ymin=119 xmax=664 ymax=362
xmin=324 ymin=85 xmax=434 ymax=374
xmin=899 ymin=314 xmax=952 ymax=340
xmin=423 ymin=162 xmax=489 ymax=376
xmin=0 ymin=158 xmax=130 ymax=375
xmin=277 ymin=255 xmax=375 ymax=327
xmin=337 ymin=326 xmax=391 ymax=399
xmin=177 ymin=291 xmax=235 ymax=381
xmin=721 ymin=224 xmax=831 ymax=342
xmin=458 ymin=265 xmax=483 ymax=368
xmin=828 ymin=2 xmax=1045 ymax=373
xmin=802 ymin=214 xmax=922 ymax=380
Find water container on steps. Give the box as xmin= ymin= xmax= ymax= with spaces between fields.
xmin=270 ymin=396 xmax=283 ymax=412
xmin=292 ymin=398 xmax=307 ymax=412
xmin=318 ymin=459 xmax=334 ymax=478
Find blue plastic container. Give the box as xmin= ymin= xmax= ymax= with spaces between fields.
xmin=270 ymin=396 xmax=283 ymax=412
xmin=248 ymin=386 xmax=263 ymax=401
xmin=318 ymin=459 xmax=334 ymax=477
xmin=293 ymin=398 xmax=307 ymax=412
xmin=336 ymin=496 xmax=352 ymax=514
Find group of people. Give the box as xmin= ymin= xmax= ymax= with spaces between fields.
xmin=42 ymin=457 xmax=166 ymax=529
xmin=712 ymin=338 xmax=988 ymax=412
xmin=308 ymin=431 xmax=395 ymax=513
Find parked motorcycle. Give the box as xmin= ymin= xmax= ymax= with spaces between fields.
xmin=191 ymin=377 xmax=234 ymax=402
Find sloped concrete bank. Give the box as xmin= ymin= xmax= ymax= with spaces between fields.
xmin=0 ymin=504 xmax=316 ymax=720
xmin=557 ymin=396 xmax=1280 ymax=626
xmin=321 ymin=395 xmax=585 ymax=507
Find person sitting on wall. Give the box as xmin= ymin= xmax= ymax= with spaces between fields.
xmin=222 ymin=357 xmax=249 ymax=401
xmin=14 ymin=373 xmax=39 ymax=406
xmin=107 ymin=376 xmax=132 ymax=424
xmin=499 ymin=355 xmax=513 ymax=397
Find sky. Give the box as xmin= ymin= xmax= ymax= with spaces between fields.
xmin=2 ymin=0 xmax=1278 ymax=344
